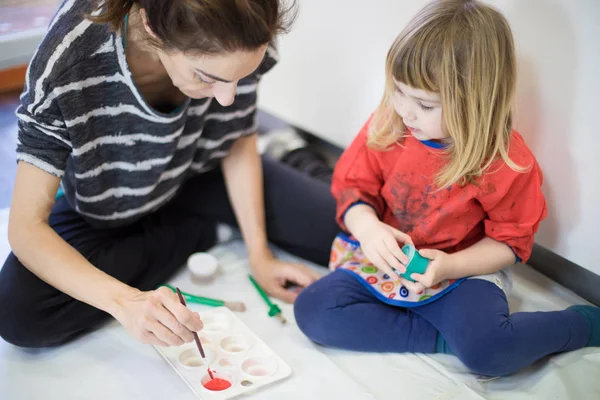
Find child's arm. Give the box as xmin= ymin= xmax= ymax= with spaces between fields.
xmin=331 ymin=117 xmax=385 ymax=233
xmin=332 ymin=116 xmax=411 ymax=279
xmin=441 ymin=237 xmax=516 ymax=278
xmin=406 ymin=238 xmax=514 ymax=290
xmin=474 ymin=134 xmax=547 ymax=265
xmin=344 ymin=204 xmax=412 ymax=278
xmin=407 ymin=133 xmax=547 ymax=290
xmin=344 ymin=204 xmax=381 ymax=239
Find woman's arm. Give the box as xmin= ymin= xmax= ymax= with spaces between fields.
xmin=220 ymin=134 xmax=270 ymax=264
xmin=9 ymin=163 xmax=134 ymax=315
xmin=221 ymin=134 xmax=320 ymax=302
xmin=9 ymin=162 xmax=202 ymax=346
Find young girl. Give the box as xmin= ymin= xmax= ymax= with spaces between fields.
xmin=294 ymin=0 xmax=599 ymax=377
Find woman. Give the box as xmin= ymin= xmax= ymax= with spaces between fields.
xmin=0 ymin=0 xmax=338 ymax=348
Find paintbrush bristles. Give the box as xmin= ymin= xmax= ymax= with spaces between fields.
xmin=275 ymin=313 xmax=287 ymax=324
xmin=224 ymin=301 xmax=246 ymax=312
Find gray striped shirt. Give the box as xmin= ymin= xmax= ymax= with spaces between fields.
xmin=16 ymin=0 xmax=277 ymax=228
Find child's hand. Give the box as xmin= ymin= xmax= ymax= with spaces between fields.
xmin=401 ymin=249 xmax=455 ymax=292
xmin=355 ymin=220 xmax=413 ymax=281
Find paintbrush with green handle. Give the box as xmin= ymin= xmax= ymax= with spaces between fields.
xmin=248 ymin=274 xmax=286 ymax=324
xmin=161 ymin=284 xmax=246 ymax=312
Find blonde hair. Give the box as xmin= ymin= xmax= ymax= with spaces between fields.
xmin=369 ymin=0 xmax=524 ymax=188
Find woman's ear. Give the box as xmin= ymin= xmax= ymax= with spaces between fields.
xmin=138 ymin=8 xmax=157 ymax=40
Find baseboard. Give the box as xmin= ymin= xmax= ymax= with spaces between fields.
xmin=528 ymin=243 xmax=599 ymax=306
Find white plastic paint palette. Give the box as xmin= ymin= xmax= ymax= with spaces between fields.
xmin=154 ymin=307 xmax=291 ymax=399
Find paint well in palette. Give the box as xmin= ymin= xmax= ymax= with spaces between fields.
xmin=241 ymin=357 xmax=278 ymax=378
xmin=201 ymin=371 xmax=234 ymax=392
xmin=246 ymin=367 xmax=269 ymax=376
xmin=203 ymin=378 xmax=232 ymax=391
xmin=178 ymin=348 xmax=214 ymax=369
xmin=219 ymin=335 xmax=252 ymax=354
xmin=223 ymin=344 xmax=246 ymax=352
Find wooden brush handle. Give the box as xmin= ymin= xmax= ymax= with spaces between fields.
xmin=175 ymin=287 xmax=206 ymax=358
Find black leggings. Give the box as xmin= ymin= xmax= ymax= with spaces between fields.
xmin=0 ymin=157 xmax=339 ymax=347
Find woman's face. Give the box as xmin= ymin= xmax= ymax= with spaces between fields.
xmin=140 ymin=9 xmax=267 ymax=106
xmin=156 ymin=47 xmax=267 ymax=106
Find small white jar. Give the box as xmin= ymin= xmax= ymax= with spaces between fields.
xmin=187 ymin=252 xmax=219 ymax=284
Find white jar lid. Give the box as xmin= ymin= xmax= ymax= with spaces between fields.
xmin=187 ymin=252 xmax=219 ymax=277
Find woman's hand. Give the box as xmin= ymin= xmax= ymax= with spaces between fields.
xmin=353 ymin=219 xmax=413 ymax=282
xmin=250 ymin=252 xmax=321 ymax=303
xmin=400 ymin=249 xmax=456 ymax=292
xmin=113 ymin=286 xmax=203 ymax=347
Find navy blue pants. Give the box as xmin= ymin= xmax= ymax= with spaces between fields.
xmin=294 ymin=269 xmax=589 ymax=376
xmin=0 ymin=157 xmax=339 ymax=348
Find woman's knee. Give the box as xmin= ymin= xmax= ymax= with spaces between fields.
xmin=0 ymin=292 xmax=50 ymax=348
xmin=0 ymin=255 xmax=74 ymax=348
xmin=0 ymin=309 xmax=50 ymax=348
xmin=0 ymin=295 xmax=91 ymax=348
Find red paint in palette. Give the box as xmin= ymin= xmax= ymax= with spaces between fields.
xmin=203 ymin=378 xmax=232 ymax=391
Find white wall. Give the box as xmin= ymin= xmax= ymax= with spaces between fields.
xmin=0 ymin=29 xmax=48 ymax=70
xmin=258 ymin=0 xmax=600 ymax=273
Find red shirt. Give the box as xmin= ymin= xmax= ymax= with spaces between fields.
xmin=332 ymin=117 xmax=547 ymax=262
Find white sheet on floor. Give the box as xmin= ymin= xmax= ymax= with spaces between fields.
xmin=0 ymin=208 xmax=599 ymax=400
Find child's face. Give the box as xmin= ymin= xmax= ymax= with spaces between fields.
xmin=393 ymin=81 xmax=446 ymax=142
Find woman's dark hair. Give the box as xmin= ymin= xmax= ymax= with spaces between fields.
xmin=91 ymin=0 xmax=297 ymax=54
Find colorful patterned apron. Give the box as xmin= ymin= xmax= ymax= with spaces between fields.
xmin=330 ymin=233 xmax=466 ymax=307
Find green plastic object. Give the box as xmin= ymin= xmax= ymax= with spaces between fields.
xmin=399 ymin=244 xmax=429 ymax=282
xmin=248 ymin=274 xmax=282 ymax=318
xmin=160 ymin=284 xmax=225 ymax=307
